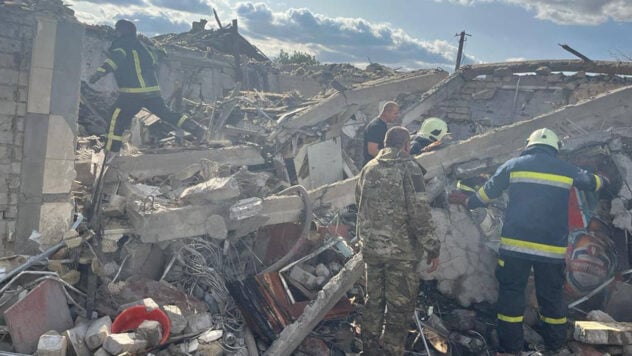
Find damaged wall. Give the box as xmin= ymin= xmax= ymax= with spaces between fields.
xmin=404 ymin=69 xmax=632 ymax=140
xmin=1 ymin=2 xmax=83 ymax=255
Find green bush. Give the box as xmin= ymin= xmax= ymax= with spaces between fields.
xmin=276 ymin=49 xmax=319 ymax=66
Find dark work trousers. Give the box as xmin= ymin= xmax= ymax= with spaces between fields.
xmin=105 ymin=93 xmax=187 ymax=152
xmin=496 ymin=257 xmax=567 ymax=353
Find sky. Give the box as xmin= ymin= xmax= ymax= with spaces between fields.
xmin=65 ymin=0 xmax=632 ymax=71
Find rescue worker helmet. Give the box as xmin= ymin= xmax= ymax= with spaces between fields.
xmin=419 ymin=117 xmax=448 ymax=142
xmin=526 ymin=128 xmax=561 ymax=151
xmin=115 ymin=19 xmax=137 ymax=37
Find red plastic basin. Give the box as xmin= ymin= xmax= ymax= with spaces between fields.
xmin=111 ymin=305 xmax=171 ymax=344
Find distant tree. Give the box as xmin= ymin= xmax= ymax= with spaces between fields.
xmin=276 ymin=49 xmax=320 ymax=66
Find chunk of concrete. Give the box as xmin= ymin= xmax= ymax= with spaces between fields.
xmin=85 ymin=316 xmax=112 ymax=350
xmin=198 ymin=329 xmax=223 ymax=344
xmin=179 ymin=176 xmax=240 ymax=205
xmin=605 ymin=281 xmax=632 ymax=322
xmin=93 ymin=347 xmax=111 ymax=356
xmin=587 ymin=310 xmax=617 ymax=323
xmin=4 ymin=279 xmax=74 ymax=353
xmin=37 ymin=332 xmax=68 ymax=356
xmin=574 ymin=321 xmax=632 ymax=345
xmin=120 ymin=241 xmax=165 ymax=281
xmin=136 ymin=320 xmax=162 ymax=347
xmin=63 ymin=321 xmax=91 ymax=356
xmin=184 ymin=312 xmax=213 ymax=334
xmin=103 ymin=333 xmax=148 ymax=355
xmin=163 ymin=305 xmax=187 ymax=335
xmin=116 ymin=298 xmax=160 ymax=314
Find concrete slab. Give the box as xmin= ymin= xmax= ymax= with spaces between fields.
xmin=38 ymin=201 xmax=73 ymax=245
xmin=106 ymin=146 xmax=264 ymax=183
xmin=574 ymin=321 xmax=632 ymax=345
xmin=4 ymin=279 xmax=73 ymax=354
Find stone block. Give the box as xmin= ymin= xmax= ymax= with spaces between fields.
xmin=45 ymin=115 xmax=75 ymax=160
xmin=31 ymin=17 xmax=57 ymax=70
xmin=136 ymin=320 xmax=162 ymax=346
xmin=574 ymin=321 xmax=632 ymax=345
xmin=163 ymin=305 xmax=187 ymax=335
xmin=120 ymin=241 xmax=165 ymax=281
xmin=0 ymin=68 xmax=19 ymax=85
xmin=38 ymin=201 xmax=73 ymax=246
xmin=93 ymin=347 xmax=111 ymax=356
xmin=63 ymin=321 xmax=91 ymax=356
xmin=184 ymin=312 xmax=213 ymax=334
xmin=0 ymin=37 xmax=22 ymax=55
xmin=37 ymin=332 xmax=67 ymax=356
xmin=27 ymin=67 xmax=53 ymax=114
xmin=587 ymin=310 xmax=616 ymax=323
xmin=42 ymin=158 xmax=75 ymax=194
xmin=116 ymin=298 xmax=160 ymax=314
xmin=198 ymin=329 xmax=223 ymax=344
xmin=85 ymin=316 xmax=112 ymax=350
xmin=103 ymin=333 xmax=148 ymax=355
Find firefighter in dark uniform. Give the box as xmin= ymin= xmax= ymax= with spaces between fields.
xmin=410 ymin=117 xmax=449 ymax=155
xmin=448 ymin=128 xmax=608 ymax=355
xmin=89 ymin=19 xmax=206 ymax=154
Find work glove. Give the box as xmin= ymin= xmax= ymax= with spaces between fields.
xmin=447 ymin=190 xmax=469 ymax=206
xmin=88 ymin=71 xmax=105 ymax=84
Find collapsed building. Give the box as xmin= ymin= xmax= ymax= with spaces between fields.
xmin=1 ymin=0 xmax=632 ymax=355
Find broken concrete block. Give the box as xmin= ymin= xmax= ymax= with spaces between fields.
xmin=102 ymin=194 xmax=126 ymax=217
xmin=85 ymin=316 xmax=112 ymax=350
xmin=574 ymin=321 xmax=632 ymax=345
xmin=163 ymin=305 xmax=187 ymax=335
xmin=179 ymin=176 xmax=240 ymax=205
xmin=605 ymin=281 xmax=632 ymax=322
xmin=198 ymin=329 xmax=223 ymax=344
xmin=117 ymin=298 xmax=160 ymax=314
xmin=184 ymin=312 xmax=213 ymax=334
xmin=4 ymin=279 xmax=74 ymax=353
xmin=315 ymin=263 xmax=330 ymax=278
xmin=120 ymin=241 xmax=165 ymax=281
xmin=587 ymin=310 xmax=617 ymax=323
xmin=37 ymin=332 xmax=67 ymax=356
xmin=93 ymin=347 xmax=111 ymax=356
xmin=197 ymin=341 xmax=224 ymax=356
xmin=289 ymin=265 xmax=318 ymax=289
xmin=103 ymin=333 xmax=148 ymax=355
xmin=63 ymin=321 xmax=91 ymax=356
xmin=136 ymin=320 xmax=162 ymax=347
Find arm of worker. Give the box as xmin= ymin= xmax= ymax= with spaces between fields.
xmin=403 ymin=170 xmax=440 ymax=272
xmin=89 ymin=47 xmax=127 ymax=83
xmin=572 ymin=168 xmax=609 ymax=192
xmin=366 ymin=141 xmax=380 ymax=158
xmin=465 ymin=162 xmax=511 ymax=209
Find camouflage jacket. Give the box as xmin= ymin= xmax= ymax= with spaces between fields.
xmin=356 ymin=147 xmax=440 ymax=262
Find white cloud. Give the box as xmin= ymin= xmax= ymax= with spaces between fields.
xmin=442 ymin=0 xmax=632 ymax=25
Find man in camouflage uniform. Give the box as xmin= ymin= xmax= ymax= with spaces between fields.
xmin=356 ymin=126 xmax=441 ymax=355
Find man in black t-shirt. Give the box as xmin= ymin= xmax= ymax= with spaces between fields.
xmin=363 ymin=101 xmax=399 ymax=165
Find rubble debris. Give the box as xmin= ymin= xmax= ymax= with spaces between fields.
xmin=103 ymin=333 xmax=148 ymax=355
xmin=4 ymin=280 xmax=74 ymax=354
xmin=574 ymin=321 xmax=632 ymax=345
xmin=85 ymin=316 xmax=112 ymax=350
xmin=136 ymin=320 xmax=162 ymax=347
xmin=163 ymin=305 xmax=187 ymax=335
xmin=37 ymin=331 xmax=67 ymax=356
xmin=63 ymin=322 xmax=91 ymax=356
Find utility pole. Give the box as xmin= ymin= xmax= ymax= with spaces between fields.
xmin=455 ymin=30 xmax=471 ymax=71
xmin=232 ymin=19 xmax=242 ymax=83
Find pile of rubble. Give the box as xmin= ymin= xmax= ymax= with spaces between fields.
xmin=2 ymin=5 xmax=632 ymax=354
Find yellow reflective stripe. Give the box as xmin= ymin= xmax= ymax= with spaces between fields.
xmin=107 ymin=134 xmax=122 ymax=141
xmin=104 ymin=58 xmax=118 ymax=70
xmin=177 ymin=114 xmax=189 ymax=128
xmin=476 ymin=186 xmax=490 ymax=203
xmin=540 ymin=315 xmax=567 ymax=325
xmin=141 ymin=43 xmax=156 ymax=64
xmin=594 ymin=175 xmax=602 ymax=191
xmin=119 ymin=86 xmax=161 ymax=93
xmin=457 ymin=180 xmax=477 ymax=193
xmin=510 ymin=171 xmax=573 ymax=189
xmin=96 ymin=67 xmax=106 ymax=73
xmin=106 ymin=108 xmax=121 ymax=151
xmin=501 ymin=237 xmax=567 ymax=259
xmin=498 ymin=259 xmax=504 ymax=267
xmin=497 ymin=314 xmax=523 ymax=323
xmin=113 ymin=48 xmax=126 ymax=57
xmin=132 ymin=50 xmax=146 ymax=88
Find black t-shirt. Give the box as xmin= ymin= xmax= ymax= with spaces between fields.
xmin=410 ymin=135 xmax=433 ymax=155
xmin=363 ymin=117 xmax=387 ymax=165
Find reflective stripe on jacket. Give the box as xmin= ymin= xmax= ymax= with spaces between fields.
xmin=468 ymin=146 xmax=604 ymax=263
xmin=96 ymin=35 xmax=160 ymax=94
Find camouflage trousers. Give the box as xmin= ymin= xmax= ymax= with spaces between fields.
xmin=362 ymin=259 xmax=418 ymax=356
